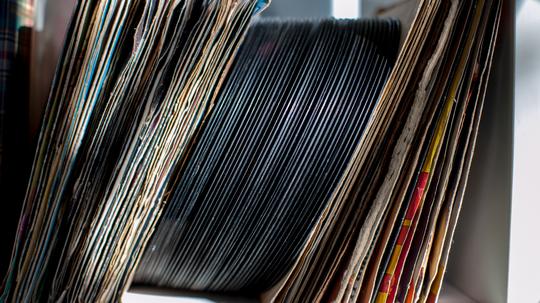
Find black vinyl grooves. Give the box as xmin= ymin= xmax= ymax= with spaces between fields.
xmin=134 ymin=18 xmax=400 ymax=294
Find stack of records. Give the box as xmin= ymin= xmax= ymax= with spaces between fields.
xmin=0 ymin=0 xmax=502 ymax=302
xmin=134 ymin=18 xmax=401 ymax=293
xmin=262 ymin=1 xmax=502 ymax=302
xmin=2 ymin=0 xmax=268 ymax=302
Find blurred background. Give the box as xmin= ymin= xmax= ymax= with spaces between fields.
xmin=510 ymin=1 xmax=540 ymax=302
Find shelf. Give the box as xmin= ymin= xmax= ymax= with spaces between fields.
xmin=124 ymin=287 xmax=256 ymax=303
xmin=124 ymin=282 xmax=476 ymax=303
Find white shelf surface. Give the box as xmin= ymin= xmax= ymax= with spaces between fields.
xmin=124 ymin=282 xmax=476 ymax=303
xmin=124 ymin=287 xmax=256 ymax=303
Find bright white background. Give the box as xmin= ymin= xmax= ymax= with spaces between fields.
xmin=509 ymin=1 xmax=540 ymax=302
